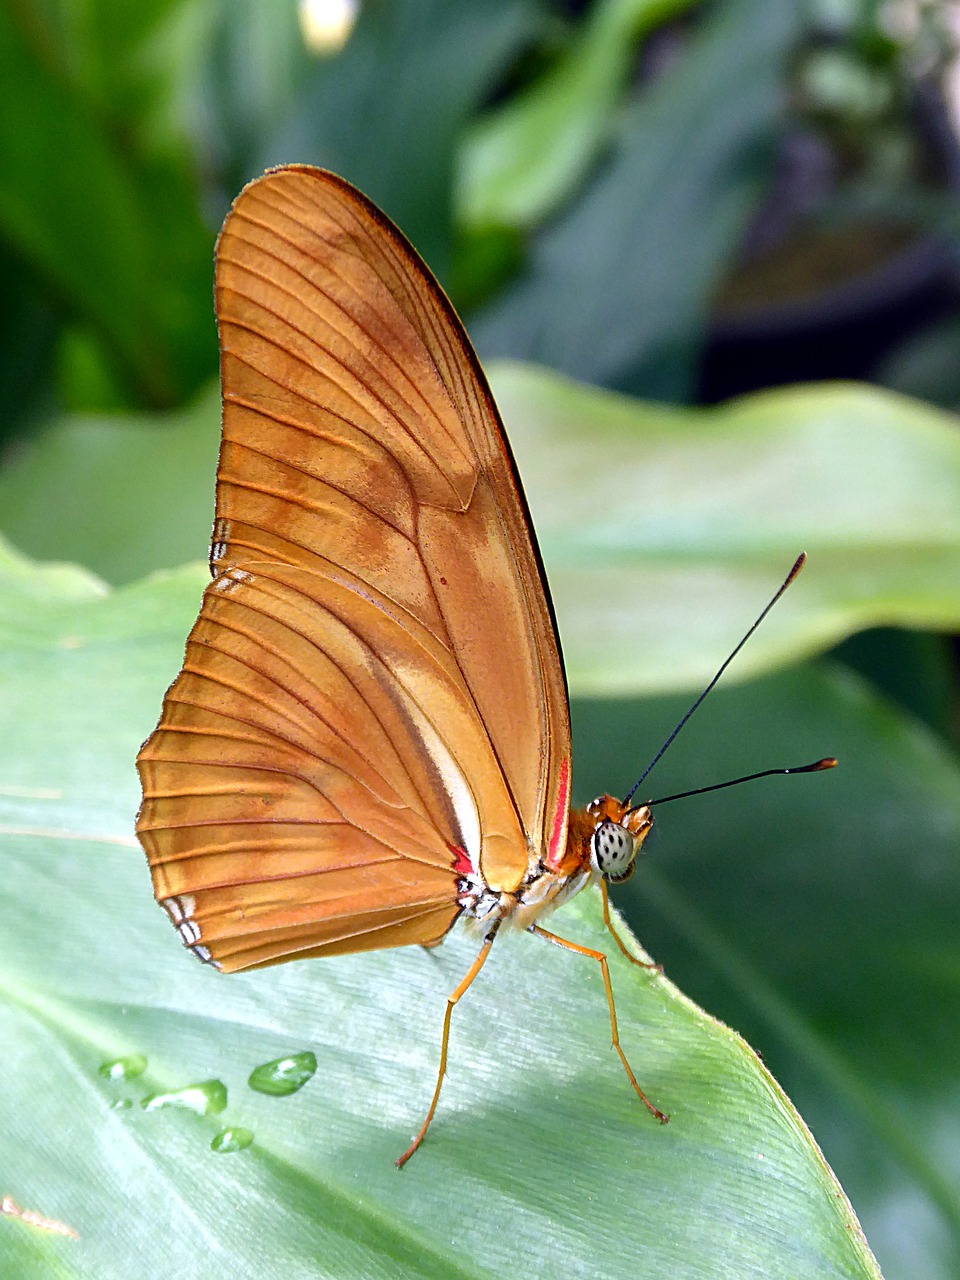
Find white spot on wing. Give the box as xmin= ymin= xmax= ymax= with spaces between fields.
xmin=213 ymin=568 xmax=251 ymax=594
xmin=160 ymin=895 xmax=217 ymax=966
xmin=178 ymin=919 xmax=201 ymax=946
xmin=161 ymin=894 xmax=196 ymax=923
xmin=211 ymin=518 xmax=232 ymax=568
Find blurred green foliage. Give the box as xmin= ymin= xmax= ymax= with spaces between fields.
xmin=0 ymin=0 xmax=794 ymax=432
xmin=1 ymin=1 xmax=959 ymax=1278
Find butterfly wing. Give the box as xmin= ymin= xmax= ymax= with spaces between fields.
xmin=136 ymin=167 xmax=571 ymax=972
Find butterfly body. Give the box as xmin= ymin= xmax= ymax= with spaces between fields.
xmin=456 ymin=846 xmax=592 ymax=938
xmin=455 ymin=795 xmax=652 ymax=933
xmin=136 ymin=166 xmax=663 ymax=1163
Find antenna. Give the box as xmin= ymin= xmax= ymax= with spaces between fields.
xmin=643 ymin=757 xmax=837 ymax=809
xmin=621 ymin=553 xmax=807 ymax=809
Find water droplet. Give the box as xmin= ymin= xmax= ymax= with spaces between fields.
xmin=248 ymin=1051 xmax=317 ymax=1097
xmin=99 ymin=1054 xmax=147 ymax=1081
xmin=110 ymin=1098 xmax=132 ymax=1111
xmin=141 ymin=1080 xmax=228 ymax=1116
xmin=211 ymin=1127 xmax=254 ymax=1153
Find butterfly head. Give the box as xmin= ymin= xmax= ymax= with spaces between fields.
xmin=585 ymin=795 xmax=652 ymax=884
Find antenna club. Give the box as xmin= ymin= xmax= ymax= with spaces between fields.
xmin=811 ymin=756 xmax=838 ymax=771
xmin=785 ymin=551 xmax=807 ymax=587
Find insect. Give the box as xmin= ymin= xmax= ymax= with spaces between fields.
xmin=136 ymin=166 xmax=834 ymax=1167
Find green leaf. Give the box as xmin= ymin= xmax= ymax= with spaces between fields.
xmin=0 ymin=540 xmax=880 ymax=1277
xmin=471 ymin=0 xmax=800 ymax=400
xmin=4 ymin=369 xmax=960 ymax=719
xmin=0 ymin=383 xmax=221 ymax=586
xmin=573 ymin=663 xmax=960 ymax=1280
xmin=493 ymin=364 xmax=960 ymax=695
xmin=458 ymin=0 xmax=699 ymax=230
xmin=25 ymin=0 xmax=207 ymax=147
xmin=4 ymin=366 xmax=960 ymax=728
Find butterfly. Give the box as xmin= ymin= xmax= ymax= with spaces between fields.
xmin=135 ymin=166 xmax=830 ymax=1166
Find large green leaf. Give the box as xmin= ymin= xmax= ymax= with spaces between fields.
xmin=0 ymin=384 xmax=221 ymax=586
xmin=496 ymin=365 xmax=960 ymax=694
xmin=0 ymin=540 xmax=880 ymax=1278
xmin=2 ymin=368 xmax=959 ymax=699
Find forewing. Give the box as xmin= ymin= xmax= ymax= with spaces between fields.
xmin=136 ymin=167 xmax=571 ymax=971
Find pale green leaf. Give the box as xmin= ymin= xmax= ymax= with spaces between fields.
xmin=0 ymin=541 xmax=881 ymax=1279
xmin=493 ymin=364 xmax=960 ymax=694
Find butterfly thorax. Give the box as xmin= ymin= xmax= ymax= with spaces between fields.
xmin=456 ymin=796 xmax=653 ymax=937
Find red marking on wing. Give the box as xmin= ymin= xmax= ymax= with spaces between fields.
xmin=545 ymin=756 xmax=570 ymax=871
xmin=450 ymin=845 xmax=473 ymax=877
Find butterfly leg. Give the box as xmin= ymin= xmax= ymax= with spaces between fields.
xmin=530 ymin=924 xmax=668 ymax=1123
xmin=600 ymin=879 xmax=663 ymax=973
xmin=396 ymin=921 xmax=501 ymax=1168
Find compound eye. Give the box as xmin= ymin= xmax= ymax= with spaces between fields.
xmin=605 ymin=860 xmax=636 ymax=885
xmin=591 ymin=820 xmax=635 ymax=881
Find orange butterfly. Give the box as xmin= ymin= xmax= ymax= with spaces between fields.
xmin=136 ymin=167 xmax=825 ymax=1167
